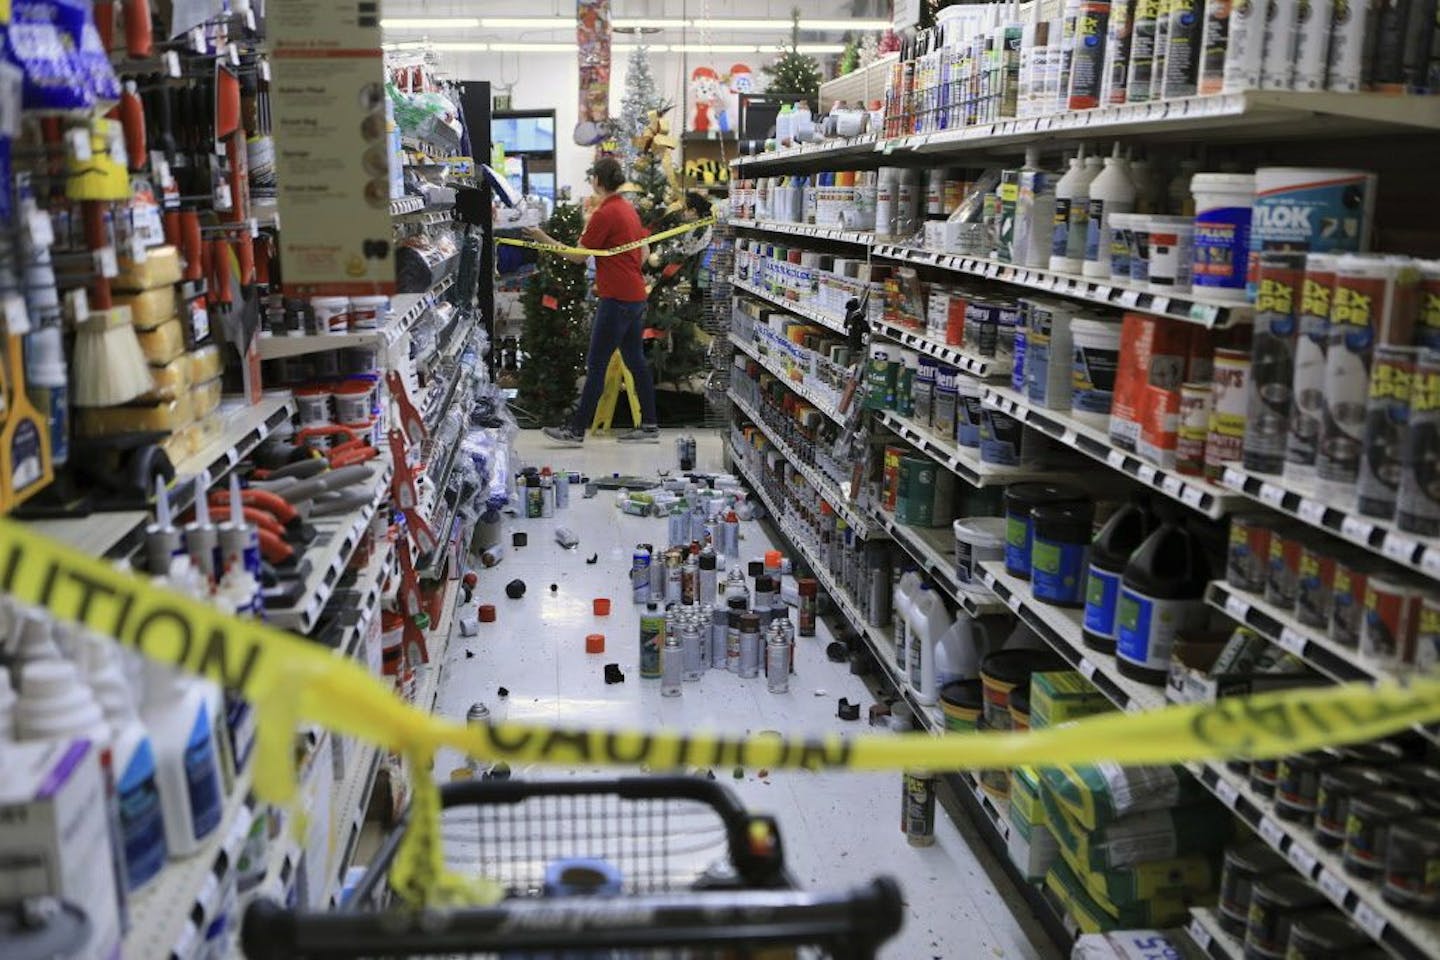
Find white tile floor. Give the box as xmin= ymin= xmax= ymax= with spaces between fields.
xmin=430 ymin=428 xmax=1059 ymax=960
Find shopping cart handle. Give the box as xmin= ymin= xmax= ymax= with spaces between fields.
xmin=240 ymin=875 xmax=904 ymax=959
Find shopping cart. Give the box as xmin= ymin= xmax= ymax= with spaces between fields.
xmin=241 ymin=776 xmax=904 ymax=959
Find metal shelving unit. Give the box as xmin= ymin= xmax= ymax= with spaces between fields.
xmin=730 ymin=276 xmax=852 ymax=337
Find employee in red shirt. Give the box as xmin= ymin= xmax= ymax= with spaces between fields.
xmin=527 ymin=157 xmax=659 ymax=445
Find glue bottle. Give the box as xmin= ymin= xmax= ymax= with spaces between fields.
xmin=141 ymin=660 xmax=225 ymax=856
xmin=1051 ymin=147 xmax=1101 ymax=273
xmin=1083 ymin=143 xmax=1135 ymax=278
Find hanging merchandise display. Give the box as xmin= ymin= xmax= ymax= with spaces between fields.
xmin=573 ymin=0 xmax=612 ymax=146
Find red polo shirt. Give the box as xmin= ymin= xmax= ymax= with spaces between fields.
xmin=580 ymin=194 xmax=649 ymax=302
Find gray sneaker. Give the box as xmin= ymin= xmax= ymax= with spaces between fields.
xmin=542 ymin=425 xmax=583 ymax=446
xmin=616 ymin=425 xmax=661 ymax=443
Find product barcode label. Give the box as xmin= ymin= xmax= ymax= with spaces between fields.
xmin=1137 ymin=464 xmax=1158 ymax=484
xmin=1424 ymin=550 xmax=1440 ymax=577
xmin=1287 ymin=843 xmax=1318 ymax=876
xmin=1079 ymin=658 xmax=1098 ymax=680
xmin=1318 ymin=869 xmax=1349 ymax=903
xmin=1189 ymin=917 xmax=1213 ymax=950
xmin=1353 ymin=902 xmax=1387 ymax=939
xmin=1224 ymin=593 xmax=1249 ymax=620
xmin=1151 ymin=296 xmax=1171 ymax=314
xmin=1107 ymin=449 xmax=1127 ymax=469
xmin=1258 ymin=817 xmax=1285 ymax=849
xmin=1094 ymin=285 xmax=1114 ymax=300
xmin=1223 ymin=465 xmax=1246 ymax=488
xmin=1259 ymin=482 xmax=1286 ymax=506
xmin=1298 ymin=499 xmax=1327 ymax=525
xmin=1214 ymin=778 xmax=1240 ymax=808
xmin=1341 ymin=515 xmax=1374 ymax=541
xmin=1382 ymin=535 xmax=1418 ymax=564
xmin=1119 ymin=289 xmax=1142 ymax=307
xmin=1161 ymin=475 xmax=1183 ymax=496
xmin=1181 ymin=486 xmax=1205 ymax=508
xmin=1278 ymin=627 xmax=1308 ymax=656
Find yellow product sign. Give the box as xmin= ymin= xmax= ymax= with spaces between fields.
xmin=10 ymin=517 xmax=1440 ymax=903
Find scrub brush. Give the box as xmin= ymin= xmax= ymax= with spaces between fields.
xmin=72 ymin=305 xmax=153 ymax=407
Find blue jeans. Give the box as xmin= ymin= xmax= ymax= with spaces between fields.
xmin=571 ymin=297 xmax=657 ymax=434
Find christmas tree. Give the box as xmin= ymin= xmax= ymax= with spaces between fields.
xmin=516 ymin=204 xmax=590 ymax=424
xmin=617 ymin=44 xmax=664 ymax=171
xmin=762 ymin=8 xmax=823 ymax=106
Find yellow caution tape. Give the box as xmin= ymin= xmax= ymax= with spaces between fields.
xmin=6 ymin=515 xmax=1440 ymax=904
xmin=495 ymin=215 xmax=715 ymax=257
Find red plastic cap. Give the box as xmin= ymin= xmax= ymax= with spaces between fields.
xmin=586 ymin=633 xmax=605 ymax=653
xmin=478 ymin=604 xmax=496 ymax=623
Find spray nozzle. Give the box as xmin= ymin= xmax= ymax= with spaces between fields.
xmin=229 ymin=473 xmax=243 ymax=524
xmin=155 ymin=473 xmax=171 ymax=529
xmin=194 ymin=469 xmax=211 ymax=526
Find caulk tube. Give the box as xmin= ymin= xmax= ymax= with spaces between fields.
xmin=1223 ymin=0 xmax=1268 ymax=89
xmin=145 ymin=473 xmax=183 ymax=575
xmin=1161 ymin=0 xmax=1204 ymax=96
xmin=1261 ymin=0 xmax=1302 ymax=87
xmin=1284 ymin=252 xmax=1338 ymax=483
xmin=1128 ymin=0 xmax=1163 ymax=99
xmin=217 ymin=474 xmax=261 ymax=585
xmin=1198 ymin=0 xmax=1236 ymax=93
xmin=1148 ymin=0 xmax=1173 ymax=99
xmin=1101 ymin=0 xmax=1139 ymax=103
xmin=1293 ymin=0 xmax=1337 ymax=89
xmin=183 ymin=469 xmax=219 ymax=587
xmin=1068 ymin=0 xmax=1112 ymax=109
xmin=1056 ymin=0 xmax=1085 ymax=112
xmin=1019 ymin=0 xmax=1050 ymax=115
xmin=1326 ymin=0 xmax=1376 ymax=91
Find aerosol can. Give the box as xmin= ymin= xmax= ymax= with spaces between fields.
xmin=631 ymin=545 xmax=651 ymax=604
xmin=765 ymin=626 xmax=791 ymax=693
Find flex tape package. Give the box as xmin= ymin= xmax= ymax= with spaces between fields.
xmin=8 ymin=516 xmax=1440 ymax=901
xmin=495 ymin=216 xmax=715 ymax=258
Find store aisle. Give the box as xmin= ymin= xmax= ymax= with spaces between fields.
xmin=431 ymin=428 xmax=1059 ymax=960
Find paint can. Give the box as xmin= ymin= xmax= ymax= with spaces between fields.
xmin=902 ymin=771 xmax=937 ymax=846
xmin=1283 ymin=253 xmax=1338 ymax=484
xmin=1361 ymin=575 xmax=1425 ymax=668
xmin=932 ymin=364 xmax=959 ymax=440
xmin=1026 ymin=300 xmax=1075 ymax=411
xmin=1264 ymin=523 xmax=1307 ymax=611
xmin=1243 ymin=251 xmax=1307 ymax=475
xmin=1382 ymin=817 xmax=1440 ymax=911
xmin=1397 ymin=347 xmax=1440 ymax=536
xmin=1161 ymin=0 xmax=1204 ymax=96
xmin=913 ymin=355 xmax=937 ymax=427
xmin=639 ymin=602 xmax=664 ymax=679
xmin=1216 ymin=844 xmax=1289 ymax=936
xmin=1295 ymin=540 xmax=1339 ymax=628
xmin=1317 ymin=255 xmax=1421 ymax=502
xmin=1207 ymin=348 xmax=1251 ymax=480
xmin=956 ymin=374 xmax=986 ymax=447
xmin=738 ymin=611 xmax=761 ymax=679
xmin=1146 ymin=215 xmax=1195 ymax=293
xmin=1358 ymin=345 xmax=1419 ymax=519
xmin=1177 ymin=382 xmax=1212 ymax=476
xmin=1005 ymin=483 xmax=1085 ymax=579
xmin=1071 ymin=316 xmax=1123 ymax=426
xmin=1249 ymin=168 xmax=1377 ymax=294
xmin=1344 ymin=792 xmax=1426 ymax=879
xmin=1190 ymin=173 xmax=1254 ymax=301
xmin=954 ymin=517 xmax=1008 ymax=586
xmin=1031 ymin=501 xmax=1095 ymax=608
xmin=1227 ymin=512 xmax=1275 ymax=593
xmin=1316 ymin=765 xmax=1391 ymax=848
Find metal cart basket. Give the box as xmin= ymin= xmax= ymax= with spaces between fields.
xmin=241 ymin=776 xmax=903 ymax=959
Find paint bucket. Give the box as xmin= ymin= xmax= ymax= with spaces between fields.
xmin=1125 ymin=213 xmax=1152 ymax=285
xmin=1005 ymin=482 xmax=1086 ymax=579
xmin=1146 ymin=215 xmax=1196 ymax=293
xmin=1245 ymin=875 xmax=1328 ymax=956
xmin=1207 ymin=347 xmax=1251 ymax=479
xmin=1316 ymin=766 xmax=1391 ymax=848
xmin=1190 ymin=173 xmax=1254 ymax=301
xmin=1227 ymin=512 xmax=1275 ymax=594
xmin=1026 ymin=301 xmax=1075 ymax=410
xmin=932 ymin=364 xmax=959 ymax=439
xmin=1361 ymin=575 xmax=1425 ymax=668
xmin=1248 ymin=167 xmax=1377 ymax=294
xmin=1243 ymin=251 xmax=1307 ymax=475
xmin=896 ymin=454 xmax=955 ymax=528
xmin=1284 ymin=253 xmax=1339 ymax=484
xmin=1031 ymin=501 xmax=1095 ymax=608
xmin=1344 ymin=792 xmax=1426 ymax=879
xmin=953 ymin=516 xmax=1008 ymax=586
xmin=1317 ymin=255 xmax=1422 ymax=502
xmin=1357 ymin=345 xmax=1420 ymax=519
xmin=979 ymin=649 xmax=1067 ymax=800
xmin=1397 ymin=347 xmax=1440 ymax=536
xmin=1382 ymin=817 xmax=1440 ymax=912
xmin=1071 ymin=316 xmax=1124 ymax=426
xmin=1216 ymin=844 xmax=1289 ymax=936
xmin=941 ymin=679 xmax=985 ymax=731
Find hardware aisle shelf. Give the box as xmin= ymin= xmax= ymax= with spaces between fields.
xmin=729 ymin=93 xmax=1440 ymax=173
xmin=25 ymin=395 xmax=298 ymax=560
xmin=726 ymin=436 xmax=1071 ymax=950
xmin=975 ymin=559 xmax=1440 ymax=960
xmin=265 ymin=459 xmax=394 ymax=633
xmin=867 ymin=506 xmax=1008 ymax=618
xmin=983 ymin=386 xmax=1240 ymax=520
xmin=872 ymin=243 xmax=1251 ymax=330
xmin=727 ymin=389 xmax=869 ymax=535
xmin=414 ymin=572 xmax=462 ymax=716
xmin=1217 ymin=464 xmax=1440 ymax=577
xmin=730 ymin=217 xmax=875 ymax=247
xmin=1186 ymin=908 xmax=1244 ymax=960
xmin=123 ymin=767 xmax=257 ymax=960
xmin=728 ymin=332 xmax=849 ymax=428
xmin=256 ymin=275 xmax=454 ymax=361
xmin=337 ymin=543 xmax=396 ymax=661
xmin=873 ymin=407 xmax=1052 ymax=489
xmin=730 ymin=276 xmax=851 ymax=336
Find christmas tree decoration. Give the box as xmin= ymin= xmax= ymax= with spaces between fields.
xmin=839 ymin=36 xmax=860 ymax=76
xmin=517 ymin=204 xmax=590 ymax=423
xmin=617 ymin=43 xmax=663 ymax=170
xmin=858 ymin=33 xmax=881 ymax=69
xmin=761 ymin=8 xmax=824 ymax=106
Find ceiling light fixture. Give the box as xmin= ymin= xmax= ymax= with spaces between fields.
xmin=478 ymin=17 xmax=573 ymax=29
xmin=486 ymin=41 xmax=578 ymax=52
xmin=428 ymin=42 xmax=491 ymax=51
xmin=691 ymin=18 xmax=891 ymax=31
xmin=612 ymin=18 xmax=687 ymax=29
xmin=380 ymin=17 xmax=480 ymax=29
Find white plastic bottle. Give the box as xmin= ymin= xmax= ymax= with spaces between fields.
xmin=906 ymin=584 xmax=955 ymax=706
xmin=892 ymin=569 xmax=922 ymax=675
xmin=1016 ymin=151 xmax=1060 ymax=268
xmin=12 ymin=606 xmax=62 ymax=667
xmin=1048 ymin=148 xmax=1100 ymax=272
xmin=1128 ymin=151 xmax=1158 ymax=214
xmin=85 ymin=637 xmax=167 ymax=892
xmin=142 ymin=662 xmax=225 ymax=856
xmin=0 ymin=665 xmax=16 ymax=741
xmin=1083 ymin=143 xmax=1136 ymax=279
xmin=14 ymin=658 xmax=109 ymax=743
